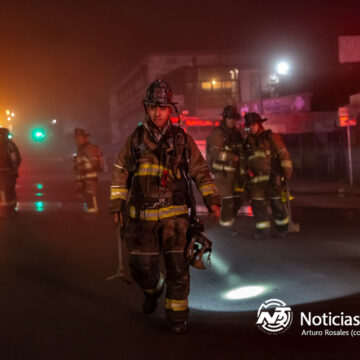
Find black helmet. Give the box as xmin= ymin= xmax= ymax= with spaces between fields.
xmin=244 ymin=112 xmax=267 ymax=127
xmin=0 ymin=128 xmax=10 ymax=139
xmin=222 ymin=105 xmax=240 ymax=120
xmin=143 ymin=79 xmax=176 ymax=107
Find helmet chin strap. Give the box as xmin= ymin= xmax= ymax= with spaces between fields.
xmin=143 ymin=103 xmax=170 ymax=144
xmin=173 ymin=104 xmax=181 ymax=125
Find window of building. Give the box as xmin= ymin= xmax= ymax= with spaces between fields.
xmin=200 ymin=80 xmax=235 ymax=91
xmin=201 ymin=82 xmax=211 ymax=90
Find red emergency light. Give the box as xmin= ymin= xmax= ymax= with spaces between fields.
xmin=185 ymin=120 xmax=214 ymax=127
xmin=170 ymin=117 xmax=217 ymax=127
xmin=170 ymin=117 xmax=180 ymax=124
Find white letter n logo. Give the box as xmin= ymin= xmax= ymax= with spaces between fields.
xmin=256 ymin=307 xmax=291 ymax=325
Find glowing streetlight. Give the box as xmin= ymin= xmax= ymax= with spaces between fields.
xmin=11 ymin=112 xmax=15 ymax=117
xmin=51 ymin=119 xmax=57 ymax=124
xmin=276 ymin=61 xmax=290 ymax=76
xmin=7 ymin=117 xmax=11 ymax=121
xmin=212 ymin=79 xmax=217 ymax=85
xmin=5 ymin=110 xmax=10 ymax=116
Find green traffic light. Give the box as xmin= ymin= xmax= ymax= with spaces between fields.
xmin=34 ymin=201 xmax=45 ymax=212
xmin=31 ymin=128 xmax=47 ymax=142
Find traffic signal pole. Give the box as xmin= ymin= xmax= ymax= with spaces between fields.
xmin=346 ymin=123 xmax=354 ymax=188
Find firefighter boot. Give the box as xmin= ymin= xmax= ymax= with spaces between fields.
xmin=219 ymin=197 xmax=235 ymax=227
xmin=164 ymin=252 xmax=190 ymax=333
xmin=84 ymin=193 xmax=98 ymax=214
xmin=143 ymin=272 xmax=165 ymax=315
xmin=271 ymin=198 xmax=289 ymax=239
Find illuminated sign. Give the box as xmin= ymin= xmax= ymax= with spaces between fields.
xmin=338 ymin=107 xmax=357 ymax=127
xmin=170 ymin=117 xmax=217 ymax=127
xmin=339 ymin=36 xmax=360 ymax=64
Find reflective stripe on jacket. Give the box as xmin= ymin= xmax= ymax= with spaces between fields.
xmin=245 ymin=129 xmax=293 ymax=180
xmin=110 ymin=123 xmax=220 ymax=216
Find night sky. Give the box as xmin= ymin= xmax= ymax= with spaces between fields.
xmin=0 ymin=0 xmax=359 ymax=132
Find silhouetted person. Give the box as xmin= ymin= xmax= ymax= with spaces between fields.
xmin=73 ymin=128 xmax=103 ymax=214
xmin=0 ymin=128 xmax=21 ymax=217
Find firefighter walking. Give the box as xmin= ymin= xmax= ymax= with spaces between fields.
xmin=74 ymin=128 xmax=103 ymax=214
xmin=0 ymin=128 xmax=21 ymax=217
xmin=110 ymin=79 xmax=220 ymax=334
xmin=207 ymin=105 xmax=245 ymax=226
xmin=244 ymin=112 xmax=293 ymax=239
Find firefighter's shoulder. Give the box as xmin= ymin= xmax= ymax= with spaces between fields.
xmin=120 ymin=125 xmax=145 ymax=152
xmin=269 ymin=131 xmax=284 ymax=144
xmin=262 ymin=129 xmax=273 ymax=138
xmin=86 ymin=142 xmax=99 ymax=151
xmin=208 ymin=126 xmax=224 ymax=141
xmin=211 ymin=126 xmax=224 ymax=135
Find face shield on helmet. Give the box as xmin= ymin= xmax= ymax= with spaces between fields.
xmin=186 ymin=218 xmax=212 ymax=270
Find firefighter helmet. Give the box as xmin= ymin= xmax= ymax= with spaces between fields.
xmin=222 ymin=105 xmax=240 ymax=120
xmin=143 ymin=79 xmax=176 ymax=107
xmin=186 ymin=218 xmax=212 ymax=270
xmin=244 ymin=112 xmax=267 ymax=127
xmin=74 ymin=128 xmax=89 ymax=138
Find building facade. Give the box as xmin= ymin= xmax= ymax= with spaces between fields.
xmin=109 ymin=52 xmax=256 ymax=145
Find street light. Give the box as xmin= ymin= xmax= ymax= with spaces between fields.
xmin=276 ymin=61 xmax=290 ymax=76
xmin=4 ymin=110 xmax=15 ymax=132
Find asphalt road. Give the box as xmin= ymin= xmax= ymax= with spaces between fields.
xmin=1 ymin=158 xmax=360 ymax=360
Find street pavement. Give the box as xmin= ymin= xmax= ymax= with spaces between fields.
xmin=1 ymin=157 xmax=360 ymax=360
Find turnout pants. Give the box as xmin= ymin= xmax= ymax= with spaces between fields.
xmin=214 ymin=172 xmax=242 ymax=226
xmin=76 ymin=178 xmax=98 ymax=212
xmin=250 ymin=180 xmax=289 ymax=233
xmin=124 ymin=216 xmax=190 ymax=324
xmin=0 ymin=172 xmax=17 ymax=214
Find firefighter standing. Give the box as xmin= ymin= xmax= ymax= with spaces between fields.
xmin=74 ymin=128 xmax=103 ymax=214
xmin=206 ymin=105 xmax=245 ymax=226
xmin=110 ymin=79 xmax=220 ymax=334
xmin=0 ymin=128 xmax=21 ymax=217
xmin=244 ymin=112 xmax=293 ymax=239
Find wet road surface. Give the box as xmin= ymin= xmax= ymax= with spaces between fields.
xmin=1 ymin=158 xmax=360 ymax=359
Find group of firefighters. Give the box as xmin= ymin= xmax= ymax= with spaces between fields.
xmin=0 ymin=79 xmax=293 ymax=335
xmin=207 ymin=105 xmax=293 ymax=239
